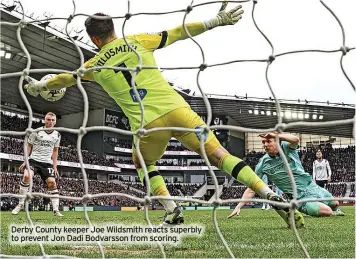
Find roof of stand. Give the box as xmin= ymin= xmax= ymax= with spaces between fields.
xmin=1 ymin=9 xmax=354 ymax=137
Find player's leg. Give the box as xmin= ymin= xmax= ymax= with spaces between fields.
xmin=170 ymin=107 xmax=304 ymax=227
xmin=12 ymin=168 xmax=34 ymax=215
xmin=45 ymin=177 xmax=63 ymax=216
xmin=299 ymin=183 xmax=344 ymax=217
xmin=132 ymin=119 xmax=183 ymax=224
xmin=39 ymin=165 xmax=63 ymax=217
xmin=171 ymin=108 xmax=273 ymax=199
xmin=330 ymin=200 xmax=344 ymax=216
xmin=261 ymin=175 xmax=268 ymax=210
xmin=299 ymin=201 xmax=333 ymax=217
xmin=318 ymin=185 xmax=345 ymax=216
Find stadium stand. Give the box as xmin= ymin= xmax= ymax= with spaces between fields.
xmin=220 ymin=186 xmax=247 ymax=200
xmin=0 ymin=136 xmax=209 ymax=167
xmin=106 ymin=138 xmax=190 ymax=152
xmin=0 ymin=136 xmax=116 ymax=167
xmin=350 ymin=184 xmax=355 ymax=198
xmin=219 ymin=145 xmax=354 ymax=202
xmin=0 ymin=173 xmax=203 ymax=210
xmin=1 ymin=112 xmax=75 ymax=147
xmin=0 ymin=173 xmax=144 ymax=209
xmin=242 ymin=145 xmax=355 ymax=183
xmin=325 ymin=183 xmax=347 ymax=197
xmin=1 ymin=113 xmax=354 ymax=210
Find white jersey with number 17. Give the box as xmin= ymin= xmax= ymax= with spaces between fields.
xmin=28 ymin=127 xmax=61 ymax=164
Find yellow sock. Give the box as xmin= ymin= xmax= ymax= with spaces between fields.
xmin=219 ymin=154 xmax=272 ymax=198
xmin=138 ymin=166 xmax=176 ymax=213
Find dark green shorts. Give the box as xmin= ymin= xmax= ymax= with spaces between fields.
xmin=298 ymin=182 xmax=334 ymax=216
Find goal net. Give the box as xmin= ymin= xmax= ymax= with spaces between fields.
xmin=0 ymin=0 xmax=355 ymax=258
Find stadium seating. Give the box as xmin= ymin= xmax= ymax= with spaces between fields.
xmin=1 ymin=113 xmax=75 ymax=147
xmin=125 ymin=182 xmax=203 ymax=197
xmin=0 ymin=137 xmax=206 ymax=168
xmin=106 ymin=138 xmax=190 ymax=152
xmin=349 ymin=183 xmax=355 ymax=198
xmin=0 ymin=173 xmax=204 ymax=209
xmin=244 ymin=146 xmax=355 ymax=183
xmin=220 ymin=186 xmax=247 ymax=200
xmin=0 ymin=173 xmax=144 ymax=209
xmin=325 ymin=183 xmax=347 ymax=197
xmin=1 ymin=112 xmax=354 ymax=209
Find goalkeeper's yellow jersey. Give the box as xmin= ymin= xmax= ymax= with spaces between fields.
xmin=86 ymin=32 xmax=189 ymax=131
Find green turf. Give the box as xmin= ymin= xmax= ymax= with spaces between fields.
xmin=1 ymin=207 xmax=354 ymax=258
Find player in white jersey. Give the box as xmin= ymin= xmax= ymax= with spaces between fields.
xmin=313 ymin=150 xmax=332 ymax=188
xmin=12 ymin=112 xmax=63 ymax=217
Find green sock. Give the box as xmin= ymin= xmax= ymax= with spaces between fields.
xmin=138 ymin=165 xmax=176 ymax=213
xmin=219 ymin=154 xmax=272 ymax=198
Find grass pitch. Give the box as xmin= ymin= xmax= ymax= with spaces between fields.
xmin=1 ymin=207 xmax=355 ymax=258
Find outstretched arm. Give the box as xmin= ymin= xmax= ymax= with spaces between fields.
xmin=136 ymin=5 xmax=244 ymax=50
xmin=227 ymin=188 xmax=256 ymax=219
xmin=24 ymin=60 xmax=95 ymax=95
xmin=25 ymin=6 xmax=243 ymax=95
xmin=167 ymin=5 xmax=243 ymax=46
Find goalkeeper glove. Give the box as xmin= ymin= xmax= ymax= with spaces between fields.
xmin=204 ymin=5 xmax=244 ymax=30
xmin=24 ymin=77 xmax=48 ymax=97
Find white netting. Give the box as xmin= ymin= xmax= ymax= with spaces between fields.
xmin=0 ymin=0 xmax=355 ymax=258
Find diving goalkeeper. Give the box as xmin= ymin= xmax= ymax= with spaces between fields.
xmin=25 ymin=6 xmax=304 ymax=227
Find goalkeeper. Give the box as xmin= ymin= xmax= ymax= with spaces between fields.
xmin=25 ymin=6 xmax=304 ymax=227
xmin=228 ymin=132 xmax=345 ymax=219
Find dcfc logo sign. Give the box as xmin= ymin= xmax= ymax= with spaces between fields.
xmin=104 ymin=109 xmax=131 ymax=130
xmin=106 ymin=114 xmax=119 ymax=125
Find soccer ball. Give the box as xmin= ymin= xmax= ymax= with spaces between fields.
xmin=39 ymin=74 xmax=66 ymax=102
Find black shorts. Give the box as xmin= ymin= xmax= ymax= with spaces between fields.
xmin=316 ymin=180 xmax=328 ymax=188
xmin=28 ymin=159 xmax=55 ymax=183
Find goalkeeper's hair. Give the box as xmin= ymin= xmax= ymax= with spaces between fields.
xmin=85 ymin=13 xmax=114 ymax=41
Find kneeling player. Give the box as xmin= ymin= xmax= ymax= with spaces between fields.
xmin=228 ymin=132 xmax=344 ymax=219
xmin=12 ymin=112 xmax=63 ymax=217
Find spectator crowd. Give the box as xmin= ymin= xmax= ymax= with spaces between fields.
xmin=114 ymin=156 xmax=206 ymax=167
xmin=350 ymin=184 xmax=355 ymax=198
xmin=244 ymin=144 xmax=355 ymax=183
xmin=0 ymin=137 xmax=117 ymax=167
xmin=107 ymin=138 xmax=189 ymax=152
xmin=124 ymin=182 xmax=202 ymax=197
xmin=1 ymin=113 xmax=201 ymax=168
xmin=301 ymin=144 xmax=355 ymax=182
xmin=1 ymin=112 xmax=354 ymax=210
xmin=325 ymin=183 xmax=347 ymax=197
xmin=1 ymin=173 xmax=145 ymax=210
xmin=1 ymin=173 xmax=203 ymax=210
xmin=221 ymin=144 xmax=354 ymax=203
